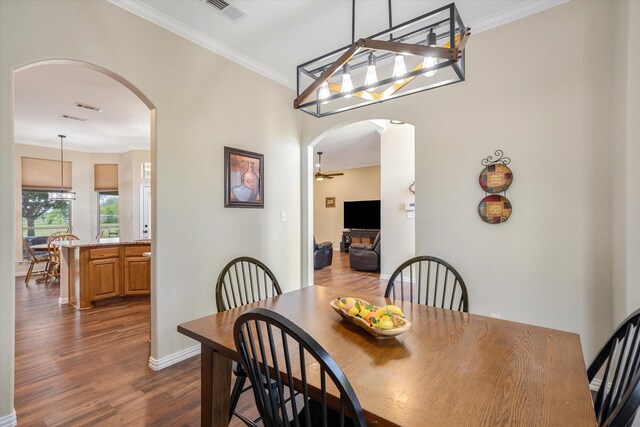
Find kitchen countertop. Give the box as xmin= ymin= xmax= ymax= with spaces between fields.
xmin=55 ymin=238 xmax=151 ymax=248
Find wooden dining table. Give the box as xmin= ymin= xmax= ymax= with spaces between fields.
xmin=178 ymin=285 xmax=597 ymax=426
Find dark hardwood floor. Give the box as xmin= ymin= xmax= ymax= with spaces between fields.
xmin=14 ymin=251 xmax=382 ymax=426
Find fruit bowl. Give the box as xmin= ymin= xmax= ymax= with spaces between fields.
xmin=330 ymin=298 xmax=411 ymax=339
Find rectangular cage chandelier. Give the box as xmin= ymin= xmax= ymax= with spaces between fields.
xmin=294 ymin=2 xmax=470 ymax=118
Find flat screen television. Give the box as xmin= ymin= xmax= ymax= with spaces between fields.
xmin=344 ymin=200 xmax=380 ymax=230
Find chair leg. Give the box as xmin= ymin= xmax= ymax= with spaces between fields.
xmin=229 ymin=375 xmax=246 ymax=421
xmin=25 ymin=262 xmax=35 ymax=286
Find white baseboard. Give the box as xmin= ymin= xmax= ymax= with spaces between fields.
xmin=58 ymin=297 xmax=69 ymax=305
xmin=590 ymin=378 xmax=600 ymax=391
xmin=380 ymin=273 xmax=391 ymax=280
xmin=148 ymin=344 xmax=200 ymax=371
xmin=0 ymin=409 xmax=17 ymax=427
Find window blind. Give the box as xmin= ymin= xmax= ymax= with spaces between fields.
xmin=21 ymin=157 xmax=72 ymax=190
xmin=94 ymin=164 xmax=119 ymax=191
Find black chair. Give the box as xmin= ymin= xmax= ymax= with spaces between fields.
xmin=234 ymin=308 xmax=367 ymax=427
xmin=349 ymin=232 xmax=380 ymax=272
xmin=385 ymin=256 xmax=469 ymax=312
xmin=588 ymin=308 xmax=640 ymax=426
xmin=216 ymin=257 xmax=283 ymax=426
xmin=313 ymin=238 xmax=333 ymax=270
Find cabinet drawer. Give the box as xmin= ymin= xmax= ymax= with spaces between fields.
xmin=89 ymin=247 xmax=120 ymax=260
xmin=124 ymin=245 xmax=151 ymax=257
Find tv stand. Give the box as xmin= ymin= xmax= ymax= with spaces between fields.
xmin=340 ymin=229 xmax=379 ymax=253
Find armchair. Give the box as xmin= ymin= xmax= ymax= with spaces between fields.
xmin=349 ymin=232 xmax=380 ymax=271
xmin=314 ymin=238 xmax=333 ymax=270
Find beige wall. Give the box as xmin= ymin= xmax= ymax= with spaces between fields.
xmin=313 ymin=166 xmax=380 ymax=247
xmin=612 ymin=0 xmax=640 ymax=323
xmin=0 ymin=0 xmax=301 ymax=419
xmin=302 ymin=0 xmax=620 ymax=363
xmin=380 ymin=124 xmax=415 ymax=276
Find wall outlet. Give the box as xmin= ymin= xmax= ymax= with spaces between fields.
xmin=281 ymin=211 xmax=286 ymax=222
xmin=490 ymin=313 xmax=502 ymax=319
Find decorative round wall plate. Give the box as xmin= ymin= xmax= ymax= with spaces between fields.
xmin=478 ymin=195 xmax=512 ymax=224
xmin=479 ymin=163 xmax=513 ymax=193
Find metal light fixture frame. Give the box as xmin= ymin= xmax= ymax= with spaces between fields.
xmin=294 ymin=2 xmax=470 ymax=118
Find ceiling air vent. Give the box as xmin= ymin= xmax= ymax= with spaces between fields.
xmin=74 ymin=102 xmax=103 ymax=112
xmin=203 ymin=0 xmax=247 ymax=22
xmin=61 ymin=114 xmax=88 ymax=122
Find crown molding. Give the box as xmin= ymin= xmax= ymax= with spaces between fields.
xmin=14 ymin=140 xmax=148 ymax=154
xmin=107 ymin=0 xmax=295 ymax=89
xmin=471 ymin=0 xmax=570 ymax=34
xmin=108 ymin=0 xmax=568 ymax=91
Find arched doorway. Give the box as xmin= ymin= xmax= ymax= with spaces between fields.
xmin=11 ymin=59 xmax=158 ymax=420
xmin=304 ymin=119 xmax=416 ymax=286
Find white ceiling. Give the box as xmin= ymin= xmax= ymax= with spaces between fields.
xmin=14 ymin=64 xmax=150 ymax=153
xmin=314 ymin=120 xmax=385 ymax=172
xmin=111 ymin=0 xmax=568 ymax=88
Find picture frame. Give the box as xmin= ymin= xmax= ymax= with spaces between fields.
xmin=224 ymin=146 xmax=264 ymax=208
xmin=325 ymin=197 xmax=336 ymax=208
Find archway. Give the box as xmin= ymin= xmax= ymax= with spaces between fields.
xmin=304 ymin=118 xmax=416 ymax=286
xmin=11 ymin=59 xmax=158 ymax=411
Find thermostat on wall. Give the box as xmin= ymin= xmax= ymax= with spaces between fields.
xmin=405 ymin=202 xmax=415 ymax=211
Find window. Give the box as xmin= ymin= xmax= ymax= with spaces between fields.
xmin=22 ymin=189 xmax=72 ymax=247
xmin=97 ymin=192 xmax=119 ymax=238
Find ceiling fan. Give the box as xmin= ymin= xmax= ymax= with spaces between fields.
xmin=315 ymin=152 xmax=344 ymax=181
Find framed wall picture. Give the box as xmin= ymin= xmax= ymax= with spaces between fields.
xmin=224 ymin=146 xmax=264 ymax=208
xmin=325 ymin=197 xmax=336 ymax=208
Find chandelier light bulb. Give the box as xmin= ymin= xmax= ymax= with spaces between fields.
xmin=364 ymin=53 xmax=378 ymax=91
xmin=341 ymin=63 xmax=353 ymax=98
xmin=422 ymin=28 xmax=438 ymax=77
xmin=318 ymin=81 xmax=331 ymax=104
xmin=393 ymin=54 xmax=407 ymax=84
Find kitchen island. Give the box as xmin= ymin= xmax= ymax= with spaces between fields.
xmin=56 ymin=238 xmax=151 ymax=310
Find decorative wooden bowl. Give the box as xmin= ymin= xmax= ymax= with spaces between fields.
xmin=329 ymin=298 xmax=411 ymax=339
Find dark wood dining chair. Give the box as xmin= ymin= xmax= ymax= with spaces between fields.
xmin=215 ymin=257 xmax=283 ymax=426
xmin=385 ymin=255 xmax=469 ymax=312
xmin=22 ymin=237 xmax=50 ymax=286
xmin=234 ymin=308 xmax=367 ymax=427
xmin=588 ymin=307 xmax=640 ymax=426
xmin=47 ymin=233 xmax=79 ymax=284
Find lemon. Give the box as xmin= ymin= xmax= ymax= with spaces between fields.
xmin=348 ymin=306 xmax=359 ymax=316
xmin=336 ymin=298 xmax=346 ymax=309
xmin=377 ymin=315 xmax=394 ymax=330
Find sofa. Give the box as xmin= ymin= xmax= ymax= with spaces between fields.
xmin=314 ymin=238 xmax=333 ymax=270
xmin=349 ymin=232 xmax=380 ymax=271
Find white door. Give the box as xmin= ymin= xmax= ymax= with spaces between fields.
xmin=141 ymin=185 xmax=151 ymax=239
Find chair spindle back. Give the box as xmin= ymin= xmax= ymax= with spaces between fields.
xmin=588 ymin=308 xmax=640 ymax=426
xmin=216 ymin=257 xmax=282 ymax=312
xmin=234 ymin=308 xmax=367 ymax=427
xmin=385 ymin=256 xmax=469 ymax=312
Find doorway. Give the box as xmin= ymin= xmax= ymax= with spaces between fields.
xmin=309 ymin=119 xmax=416 ymax=286
xmin=12 ymin=59 xmax=157 ymax=421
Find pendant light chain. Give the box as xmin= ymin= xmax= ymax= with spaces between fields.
xmin=351 ymin=0 xmax=355 ymax=44
xmin=59 ymin=135 xmax=65 ymax=191
xmin=388 ymin=0 xmax=393 ymax=40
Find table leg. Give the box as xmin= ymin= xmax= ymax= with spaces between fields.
xmin=201 ymin=345 xmax=232 ymax=427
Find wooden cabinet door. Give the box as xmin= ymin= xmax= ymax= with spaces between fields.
xmin=123 ymin=257 xmax=150 ymax=295
xmin=88 ymin=258 xmax=120 ymax=300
